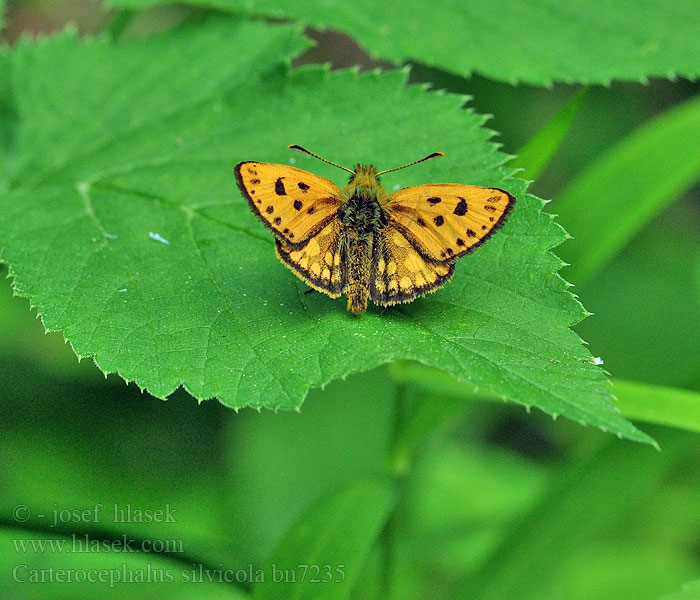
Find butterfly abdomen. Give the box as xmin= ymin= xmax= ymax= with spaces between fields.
xmin=339 ymin=182 xmax=389 ymax=314
xmin=342 ymin=207 xmax=375 ymax=313
xmin=345 ymin=236 xmax=372 ymax=314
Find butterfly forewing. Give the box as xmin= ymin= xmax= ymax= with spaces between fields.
xmin=370 ymin=226 xmax=454 ymax=305
xmin=235 ymin=162 xmax=341 ymax=248
xmin=383 ymin=184 xmax=514 ymax=263
xmin=275 ymin=220 xmax=347 ymax=297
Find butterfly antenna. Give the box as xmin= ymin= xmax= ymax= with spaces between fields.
xmin=288 ymin=145 xmax=355 ymax=174
xmin=376 ymin=152 xmax=444 ymax=176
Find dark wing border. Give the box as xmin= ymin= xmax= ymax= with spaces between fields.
xmin=275 ymin=239 xmax=348 ymax=297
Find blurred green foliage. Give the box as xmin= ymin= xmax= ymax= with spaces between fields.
xmin=1 ymin=1 xmax=700 ymax=599
xmin=108 ymin=0 xmax=700 ymax=85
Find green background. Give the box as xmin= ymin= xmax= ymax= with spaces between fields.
xmin=1 ymin=1 xmax=700 ymax=599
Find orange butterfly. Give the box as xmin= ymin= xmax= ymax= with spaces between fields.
xmin=235 ymin=146 xmax=514 ymax=314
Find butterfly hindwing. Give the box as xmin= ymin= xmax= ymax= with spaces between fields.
xmin=370 ymin=226 xmax=454 ymax=305
xmin=275 ymin=220 xmax=348 ymax=297
xmin=235 ymin=162 xmax=341 ymax=248
xmin=383 ymin=184 xmax=514 ymax=263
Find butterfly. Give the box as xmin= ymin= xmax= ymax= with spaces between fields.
xmin=235 ymin=145 xmax=515 ymax=314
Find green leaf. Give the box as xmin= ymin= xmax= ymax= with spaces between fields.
xmin=3 ymin=16 xmax=309 ymax=188
xmin=612 ymin=379 xmax=700 ymax=435
xmin=251 ymin=475 xmax=396 ymax=600
xmin=389 ymin=360 xmax=487 ymax=402
xmin=108 ymin=0 xmax=700 ymax=85
xmin=392 ymin=361 xmax=700 ymax=438
xmin=659 ymin=580 xmax=700 ymax=600
xmin=0 ymin=18 xmax=648 ymax=443
xmin=0 ymin=268 xmax=90 ymax=377
xmin=553 ymin=93 xmax=700 ymax=285
xmin=512 ymin=88 xmax=589 ymax=180
xmin=392 ymin=362 xmax=660 ymax=443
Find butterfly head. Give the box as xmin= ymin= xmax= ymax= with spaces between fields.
xmin=286 ymin=145 xmax=445 ymax=240
xmin=349 ymin=164 xmax=380 ymax=186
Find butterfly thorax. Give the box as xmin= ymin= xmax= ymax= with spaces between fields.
xmin=339 ymin=165 xmax=389 ymax=238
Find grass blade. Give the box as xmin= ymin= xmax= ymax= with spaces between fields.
xmin=612 ymin=379 xmax=700 ymax=435
xmin=252 ymin=475 xmax=396 ymax=600
xmin=512 ymin=88 xmax=588 ymax=180
xmin=553 ymin=93 xmax=700 ymax=285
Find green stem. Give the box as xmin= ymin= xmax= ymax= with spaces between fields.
xmin=380 ymin=382 xmax=409 ymax=597
xmin=383 ymin=382 xmax=412 ymax=476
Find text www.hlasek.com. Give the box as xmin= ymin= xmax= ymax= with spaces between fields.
xmin=13 ymin=534 xmax=183 ymax=554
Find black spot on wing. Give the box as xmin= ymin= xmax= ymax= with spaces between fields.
xmin=427 ymin=197 xmax=441 ymax=204
xmin=484 ymin=204 xmax=497 ymax=212
xmin=298 ymin=182 xmax=310 ymax=191
xmin=388 ymin=188 xmax=515 ymax=265
xmin=265 ymin=205 xmax=274 ymax=214
xmin=454 ymin=198 xmax=468 ymax=216
xmin=456 ymin=238 xmax=465 ymax=247
xmin=417 ymin=217 xmax=426 ymax=227
xmin=433 ymin=215 xmax=444 ymax=227
xmin=250 ymin=178 xmax=261 ymax=184
xmin=274 ymin=217 xmax=282 ymax=225
xmin=293 ymin=200 xmax=303 ymax=211
xmin=275 ymin=178 xmax=286 ymax=196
